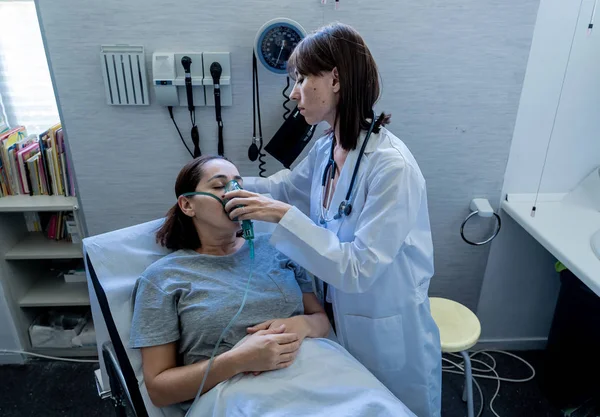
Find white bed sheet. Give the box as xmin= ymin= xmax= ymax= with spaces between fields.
xmin=188 ymin=338 xmax=416 ymax=417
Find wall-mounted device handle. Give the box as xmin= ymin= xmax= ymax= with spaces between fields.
xmin=181 ymin=56 xmax=194 ymax=112
xmin=210 ymin=62 xmax=224 ymax=156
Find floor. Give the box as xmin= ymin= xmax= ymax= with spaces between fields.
xmin=0 ymin=351 xmax=597 ymax=417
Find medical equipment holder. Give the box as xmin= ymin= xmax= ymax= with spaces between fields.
xmin=460 ymin=198 xmax=502 ymax=246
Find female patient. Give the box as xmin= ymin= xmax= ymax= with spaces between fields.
xmin=129 ymin=155 xmax=330 ymax=408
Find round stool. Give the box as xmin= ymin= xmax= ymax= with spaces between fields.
xmin=430 ymin=297 xmax=481 ymax=417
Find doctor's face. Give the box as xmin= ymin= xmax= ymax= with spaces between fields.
xmin=290 ymin=69 xmax=340 ymax=126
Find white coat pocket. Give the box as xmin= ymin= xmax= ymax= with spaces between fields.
xmin=343 ymin=314 xmax=406 ymax=372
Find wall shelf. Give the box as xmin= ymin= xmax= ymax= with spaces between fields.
xmin=5 ymin=233 xmax=83 ymax=260
xmin=0 ymin=195 xmax=78 ymax=212
xmin=19 ymin=277 xmax=90 ymax=307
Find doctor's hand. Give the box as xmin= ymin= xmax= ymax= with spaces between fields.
xmin=231 ymin=326 xmax=301 ymax=375
xmin=223 ymin=190 xmax=292 ymax=224
xmin=247 ymin=317 xmax=311 ymax=344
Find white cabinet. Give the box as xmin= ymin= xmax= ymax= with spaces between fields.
xmin=0 ymin=196 xmax=95 ymax=362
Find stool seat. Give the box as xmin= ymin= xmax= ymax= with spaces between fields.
xmin=430 ymin=297 xmax=481 ymax=353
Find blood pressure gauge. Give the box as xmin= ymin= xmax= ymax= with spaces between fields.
xmin=254 ymin=18 xmax=307 ymax=74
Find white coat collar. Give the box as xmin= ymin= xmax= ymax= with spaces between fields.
xmin=353 ymin=125 xmax=382 ymax=155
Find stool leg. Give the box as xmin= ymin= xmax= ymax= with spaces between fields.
xmin=460 ymin=351 xmax=474 ymax=417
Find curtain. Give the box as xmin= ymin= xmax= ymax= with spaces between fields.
xmin=0 ymin=1 xmax=59 ymax=135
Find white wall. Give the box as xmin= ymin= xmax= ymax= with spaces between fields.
xmin=503 ymin=0 xmax=600 ymax=195
xmin=35 ymin=0 xmax=540 ymax=314
xmin=478 ymin=0 xmax=600 ymax=347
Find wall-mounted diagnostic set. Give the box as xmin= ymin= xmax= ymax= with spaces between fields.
xmin=152 ymin=51 xmax=231 ymax=157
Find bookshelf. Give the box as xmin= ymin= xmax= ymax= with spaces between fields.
xmin=0 ymin=195 xmax=78 ymax=212
xmin=0 ymin=195 xmax=93 ymax=360
xmin=19 ymin=276 xmax=89 ymax=307
xmin=6 ymin=233 xmax=84 ymax=260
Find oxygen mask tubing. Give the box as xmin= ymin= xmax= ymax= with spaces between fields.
xmin=179 ymin=179 xmax=255 ymax=406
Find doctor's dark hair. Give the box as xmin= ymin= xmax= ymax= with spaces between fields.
xmin=287 ymin=22 xmax=391 ymax=151
xmin=156 ymin=155 xmax=228 ymax=251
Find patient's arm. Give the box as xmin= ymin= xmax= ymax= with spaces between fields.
xmin=141 ymin=328 xmax=302 ymax=407
xmin=141 ymin=342 xmax=241 ymax=407
xmin=247 ymin=293 xmax=330 ymax=341
xmin=301 ymin=293 xmax=331 ymax=338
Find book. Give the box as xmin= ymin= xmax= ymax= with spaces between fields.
xmin=47 ymin=214 xmax=57 ymax=240
xmin=7 ymin=145 xmax=20 ymax=194
xmin=17 ymin=143 xmax=39 ymax=195
xmin=56 ymin=129 xmax=70 ymax=196
xmin=65 ymin=216 xmax=81 ymax=244
xmin=56 ymin=212 xmax=63 ymax=241
xmin=14 ymin=135 xmax=38 ymax=194
xmin=26 ymin=154 xmax=40 ymax=195
xmin=38 ymin=130 xmax=53 ymax=196
xmin=24 ymin=212 xmax=42 ymax=232
xmin=45 ymin=147 xmax=57 ymax=195
xmin=0 ymin=122 xmax=76 ymax=199
xmin=48 ymin=124 xmax=63 ymax=196
xmin=0 ymin=127 xmax=26 ymax=195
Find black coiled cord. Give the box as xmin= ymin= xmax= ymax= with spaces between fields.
xmin=282 ymin=76 xmax=292 ymax=120
xmin=252 ymin=53 xmax=267 ymax=178
xmin=258 ymin=149 xmax=267 ymax=178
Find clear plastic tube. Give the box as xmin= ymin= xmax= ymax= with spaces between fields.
xmin=190 ymin=254 xmax=255 ymax=408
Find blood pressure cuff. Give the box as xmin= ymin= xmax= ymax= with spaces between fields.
xmin=265 ymin=107 xmax=315 ymax=169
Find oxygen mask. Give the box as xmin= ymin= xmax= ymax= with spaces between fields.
xmin=223 ymin=180 xmax=255 ymax=242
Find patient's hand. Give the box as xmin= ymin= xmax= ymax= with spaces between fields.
xmin=247 ymin=317 xmax=311 ymax=344
xmin=232 ymin=326 xmax=301 ymax=374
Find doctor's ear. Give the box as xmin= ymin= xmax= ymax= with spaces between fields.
xmin=331 ymin=67 xmax=340 ymax=93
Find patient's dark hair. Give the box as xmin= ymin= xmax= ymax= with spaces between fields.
xmin=156 ymin=155 xmax=227 ymax=250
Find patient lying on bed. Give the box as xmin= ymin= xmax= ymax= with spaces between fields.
xmin=130 ymin=156 xmax=416 ymax=417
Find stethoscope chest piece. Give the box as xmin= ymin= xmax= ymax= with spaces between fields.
xmin=334 ymin=201 xmax=352 ymax=220
xmin=340 ymin=201 xmax=352 ymax=217
xmin=318 ymin=114 xmax=378 ymax=225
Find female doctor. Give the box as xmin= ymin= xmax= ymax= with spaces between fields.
xmin=225 ymin=23 xmax=441 ymax=417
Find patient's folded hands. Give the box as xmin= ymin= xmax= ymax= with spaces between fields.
xmin=247 ymin=316 xmax=311 ymax=343
xmin=231 ymin=325 xmax=302 ymax=376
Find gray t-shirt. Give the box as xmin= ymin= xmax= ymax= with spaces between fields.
xmin=129 ymin=233 xmax=314 ymax=366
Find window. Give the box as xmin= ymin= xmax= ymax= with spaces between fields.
xmin=0 ymin=1 xmax=59 ymax=135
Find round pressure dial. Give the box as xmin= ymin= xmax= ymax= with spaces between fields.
xmin=255 ymin=18 xmax=307 ymax=74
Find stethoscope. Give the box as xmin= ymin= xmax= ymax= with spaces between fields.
xmin=319 ymin=115 xmax=377 ymax=225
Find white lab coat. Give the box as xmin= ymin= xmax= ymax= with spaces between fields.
xmin=246 ymin=127 xmax=441 ymax=417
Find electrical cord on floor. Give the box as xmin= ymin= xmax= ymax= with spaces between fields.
xmin=442 ymin=350 xmax=536 ymax=417
xmin=0 ymin=349 xmax=99 ymax=364
xmin=168 ymin=106 xmax=193 ymax=158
